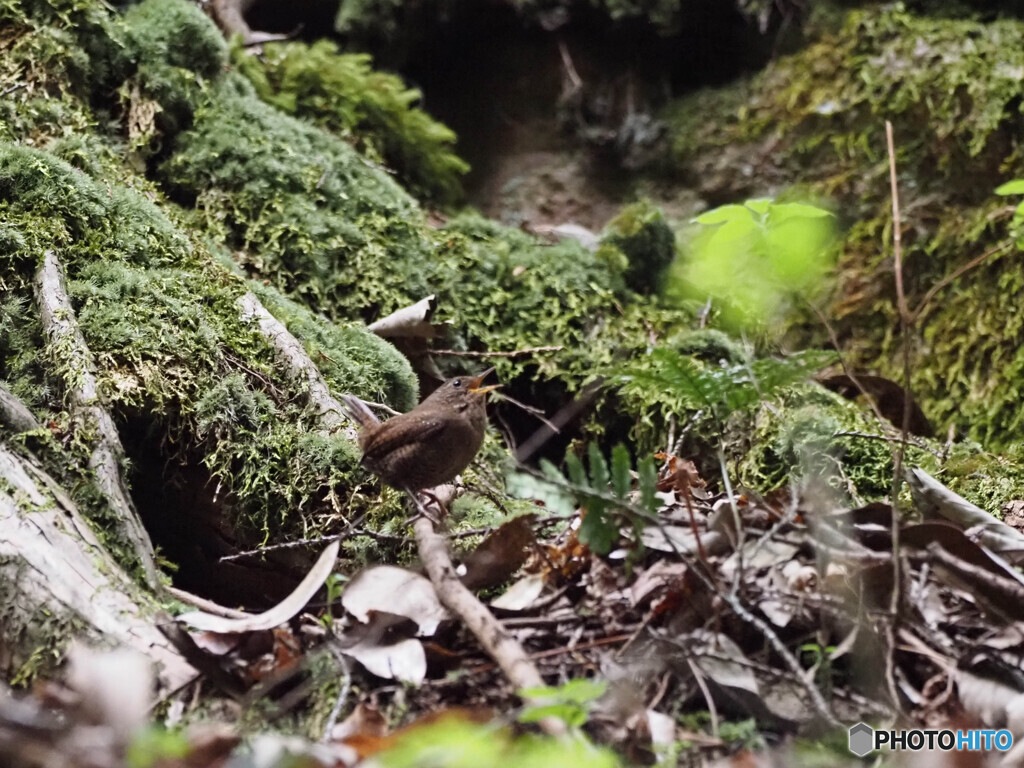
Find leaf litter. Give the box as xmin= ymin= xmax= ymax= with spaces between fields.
xmin=7 ymin=460 xmax=1024 ymax=766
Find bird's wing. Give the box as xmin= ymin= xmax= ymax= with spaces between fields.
xmin=361 ymin=414 xmax=448 ymax=462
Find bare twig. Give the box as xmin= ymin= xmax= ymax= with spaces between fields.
xmin=806 ymin=299 xmax=889 ymax=428
xmin=360 ymin=400 xmax=402 ymax=417
xmin=494 ymin=392 xmax=561 ymax=434
xmin=35 ymin=250 xmax=158 ymax=587
xmin=515 ymin=466 xmax=841 ymax=726
xmin=885 ymin=120 xmax=909 ymax=715
xmin=165 ymin=586 xmax=250 ymax=619
xmin=911 ymin=242 xmax=1011 ymax=321
xmin=832 ymin=430 xmax=942 ymax=459
xmin=220 ymin=511 xmax=368 ymax=562
xmin=515 ymin=379 xmax=603 ymax=463
xmin=432 ymin=346 xmax=564 ymax=359
xmin=320 ymin=651 xmax=352 ymax=742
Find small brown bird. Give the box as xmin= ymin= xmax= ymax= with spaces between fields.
xmin=342 ymin=369 xmax=498 ymax=491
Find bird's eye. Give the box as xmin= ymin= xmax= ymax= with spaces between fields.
xmin=452 ymin=379 xmax=462 ymax=387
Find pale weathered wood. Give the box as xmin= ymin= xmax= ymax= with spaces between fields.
xmin=0 ymin=444 xmax=195 ymax=693
xmin=237 ymin=291 xmax=356 ymax=439
xmin=34 ymin=250 xmax=158 ymax=586
xmin=0 ymin=381 xmax=40 ymax=434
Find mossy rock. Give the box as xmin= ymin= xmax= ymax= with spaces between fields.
xmin=233 ymin=38 xmax=468 ymax=206
xmin=663 ymin=4 xmax=1024 ymax=450
xmin=601 ymin=200 xmax=676 ymax=294
xmin=0 ymin=142 xmax=417 ymax=552
xmin=160 ymin=74 xmax=433 ymax=322
xmin=121 ymin=0 xmax=228 ymax=135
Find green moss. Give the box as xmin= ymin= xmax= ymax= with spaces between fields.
xmin=733 ymin=385 xmax=903 ymax=502
xmin=941 ymin=443 xmax=1024 ymax=513
xmin=251 ymin=285 xmax=418 ymax=412
xmin=233 ymin=39 xmax=468 ymax=206
xmin=120 ymin=0 xmax=227 ymax=135
xmin=600 ymin=200 xmax=676 ymax=294
xmin=664 ymin=5 xmax=1024 ymax=450
xmin=0 ymin=141 xmax=417 ymax=550
xmin=160 ymin=77 xmax=432 ymax=322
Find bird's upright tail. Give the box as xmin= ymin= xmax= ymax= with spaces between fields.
xmin=340 ymin=394 xmax=382 ymax=431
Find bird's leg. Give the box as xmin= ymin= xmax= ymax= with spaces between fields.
xmin=402 ymin=486 xmax=443 ymax=526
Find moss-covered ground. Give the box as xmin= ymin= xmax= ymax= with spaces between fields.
xmin=664 ymin=3 xmax=1024 ymax=453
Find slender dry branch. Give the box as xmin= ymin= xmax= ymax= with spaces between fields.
xmin=34 ymin=250 xmax=158 ymax=587
xmin=912 ymin=242 xmax=1011 ymax=320
xmin=412 ymin=500 xmax=566 ymax=737
xmin=805 ymin=300 xmax=889 ymax=428
xmin=885 ymin=120 xmax=909 ymax=715
xmin=432 ymin=346 xmax=564 ymax=359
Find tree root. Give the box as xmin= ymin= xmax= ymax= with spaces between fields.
xmin=34 ymin=250 xmax=158 ymax=587
xmin=238 ymin=291 xmax=355 ymax=439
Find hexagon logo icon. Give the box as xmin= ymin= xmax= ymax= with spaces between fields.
xmin=849 ymin=722 xmax=874 ymax=757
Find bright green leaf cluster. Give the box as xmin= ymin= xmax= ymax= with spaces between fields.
xmin=379 ymin=717 xmax=620 ymax=768
xmin=673 ymin=198 xmax=836 ymax=331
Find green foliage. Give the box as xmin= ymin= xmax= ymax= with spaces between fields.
xmin=379 ymin=717 xmax=620 ymax=768
xmin=126 ymin=727 xmax=190 ymax=768
xmin=600 ymin=199 xmax=676 ymax=293
xmin=620 ymin=347 xmax=836 ymax=425
xmin=519 ymin=678 xmax=608 ymax=729
xmin=663 ymin=5 xmax=1024 ymax=448
xmin=0 ymin=141 xmax=415 ymax=549
xmin=733 ymin=386 xmax=902 ymax=501
xmin=511 ymin=443 xmax=657 ymax=556
xmin=995 ymin=179 xmax=1024 ymax=240
xmin=234 ymin=39 xmax=468 ymax=206
xmin=673 ymin=198 xmax=836 ymax=331
xmin=431 ymin=212 xmax=643 ymax=386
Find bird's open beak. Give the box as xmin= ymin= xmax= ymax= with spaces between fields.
xmin=467 ymin=367 xmax=500 ymax=395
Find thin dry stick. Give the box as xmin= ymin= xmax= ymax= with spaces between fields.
xmin=431 ymin=345 xmax=564 ymax=359
xmin=885 ymin=120 xmax=909 ymax=715
xmin=412 ymin=510 xmax=566 ymax=737
xmin=493 ymin=392 xmax=562 ymax=434
xmin=912 ymin=242 xmax=1011 ymax=320
xmin=805 ymin=299 xmax=889 ymax=428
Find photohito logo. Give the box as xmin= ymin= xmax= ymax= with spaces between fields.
xmin=848 ymin=723 xmax=1014 ymax=756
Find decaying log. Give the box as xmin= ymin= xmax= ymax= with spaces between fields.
xmin=0 ymin=443 xmax=195 ymax=693
xmin=33 ymin=250 xmax=158 ymax=587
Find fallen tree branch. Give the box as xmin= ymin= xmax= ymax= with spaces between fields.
xmin=238 ymin=292 xmax=356 ymax=440
xmin=412 ymin=494 xmax=566 ymax=737
xmin=34 ymin=250 xmax=158 ymax=587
